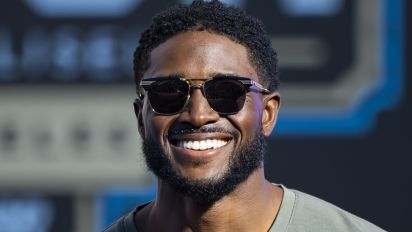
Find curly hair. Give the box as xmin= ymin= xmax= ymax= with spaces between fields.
xmin=133 ymin=0 xmax=280 ymax=93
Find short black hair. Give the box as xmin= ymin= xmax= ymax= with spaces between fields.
xmin=133 ymin=0 xmax=280 ymax=92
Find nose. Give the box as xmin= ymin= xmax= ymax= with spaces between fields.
xmin=177 ymin=88 xmax=220 ymax=127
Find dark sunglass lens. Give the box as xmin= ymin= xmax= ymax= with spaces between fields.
xmin=148 ymin=79 xmax=189 ymax=114
xmin=204 ymin=79 xmax=246 ymax=114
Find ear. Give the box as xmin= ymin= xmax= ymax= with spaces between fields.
xmin=261 ymin=92 xmax=281 ymax=137
xmin=133 ymin=99 xmax=145 ymax=139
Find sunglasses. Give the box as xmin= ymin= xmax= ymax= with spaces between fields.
xmin=137 ymin=75 xmax=270 ymax=115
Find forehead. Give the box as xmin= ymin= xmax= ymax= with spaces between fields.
xmin=144 ymin=31 xmax=258 ymax=79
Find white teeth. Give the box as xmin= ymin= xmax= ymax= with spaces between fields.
xmin=199 ymin=140 xmax=206 ymax=150
xmin=193 ymin=141 xmax=200 ymax=150
xmin=180 ymin=139 xmax=228 ymax=150
xmin=207 ymin=139 xmax=212 ymax=148
xmin=213 ymin=139 xmax=218 ymax=148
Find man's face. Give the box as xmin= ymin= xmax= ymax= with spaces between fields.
xmin=136 ymin=31 xmax=279 ymax=202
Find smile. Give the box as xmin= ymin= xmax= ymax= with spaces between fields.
xmin=177 ymin=139 xmax=229 ymax=150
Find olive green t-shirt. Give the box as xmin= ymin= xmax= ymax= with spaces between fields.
xmin=104 ymin=185 xmax=385 ymax=232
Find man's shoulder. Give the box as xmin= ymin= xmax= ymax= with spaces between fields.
xmin=103 ymin=210 xmax=137 ymax=232
xmin=285 ymin=188 xmax=385 ymax=232
xmin=103 ymin=202 xmax=151 ymax=232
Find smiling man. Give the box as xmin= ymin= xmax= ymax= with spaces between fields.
xmin=105 ymin=1 xmax=385 ymax=231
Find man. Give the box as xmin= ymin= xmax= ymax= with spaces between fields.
xmin=105 ymin=1 xmax=385 ymax=231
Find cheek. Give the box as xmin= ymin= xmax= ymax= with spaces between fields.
xmin=147 ymin=117 xmax=163 ymax=138
xmin=142 ymin=103 xmax=175 ymax=142
xmin=145 ymin=116 xmax=175 ymax=143
xmin=229 ymin=94 xmax=263 ymax=139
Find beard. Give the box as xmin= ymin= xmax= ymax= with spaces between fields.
xmin=142 ymin=126 xmax=266 ymax=203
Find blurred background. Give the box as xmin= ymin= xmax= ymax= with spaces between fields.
xmin=0 ymin=0 xmax=409 ymax=231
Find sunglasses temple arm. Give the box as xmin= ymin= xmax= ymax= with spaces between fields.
xmin=248 ymin=80 xmax=270 ymax=93
xmin=136 ymin=84 xmax=147 ymax=100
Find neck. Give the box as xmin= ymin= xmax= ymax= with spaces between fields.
xmin=135 ymin=168 xmax=283 ymax=232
